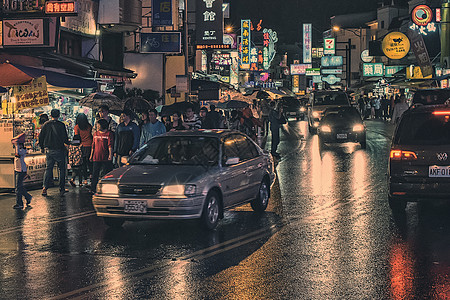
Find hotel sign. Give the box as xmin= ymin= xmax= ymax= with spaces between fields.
xmin=44 ymin=1 xmax=78 ymax=16
xmin=196 ymin=0 xmax=223 ymax=45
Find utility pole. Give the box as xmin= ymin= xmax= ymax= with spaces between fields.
xmin=184 ymin=0 xmax=190 ymax=101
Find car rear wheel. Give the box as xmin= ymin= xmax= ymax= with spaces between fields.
xmin=251 ymin=180 xmax=270 ymax=212
xmin=200 ymin=191 xmax=220 ymax=230
xmin=103 ymin=217 xmax=125 ymax=228
xmin=388 ymin=195 xmax=407 ymax=211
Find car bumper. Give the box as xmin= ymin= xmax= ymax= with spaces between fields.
xmin=389 ymin=180 xmax=450 ymax=200
xmin=92 ymin=194 xmax=205 ymax=220
xmin=318 ymin=132 xmax=365 ymax=143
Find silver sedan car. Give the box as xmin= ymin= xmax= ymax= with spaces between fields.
xmin=93 ymin=130 xmax=276 ymax=229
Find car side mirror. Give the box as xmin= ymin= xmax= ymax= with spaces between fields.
xmin=225 ymin=157 xmax=240 ymax=165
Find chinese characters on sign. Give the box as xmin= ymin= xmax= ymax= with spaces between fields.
xmin=290 ymin=64 xmax=312 ymax=75
xmin=362 ymin=63 xmax=384 ymax=77
xmin=140 ymin=32 xmax=181 ymax=53
xmin=45 ymin=1 xmax=77 ymax=14
xmin=151 ymin=0 xmax=172 ymax=26
xmin=13 ymin=76 xmax=49 ymax=111
xmin=240 ymin=19 xmax=251 ymax=70
xmin=303 ymin=24 xmax=312 ymax=63
xmin=321 ymin=56 xmax=343 ymax=67
xmin=408 ymin=29 xmax=433 ymax=77
xmin=196 ymin=0 xmax=223 ymax=45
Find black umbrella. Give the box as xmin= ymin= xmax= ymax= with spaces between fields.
xmin=256 ymin=90 xmax=270 ymax=99
xmin=217 ymin=100 xmax=249 ymax=109
xmin=124 ymin=96 xmax=154 ymax=113
xmin=79 ymin=92 xmax=123 ymax=112
xmin=160 ymin=101 xmax=200 ymax=116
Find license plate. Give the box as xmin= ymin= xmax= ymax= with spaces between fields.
xmin=289 ymin=112 xmax=296 ymax=115
xmin=429 ymin=166 xmax=450 ymax=177
xmin=124 ymin=200 xmax=147 ymax=213
xmin=336 ymin=133 xmax=347 ymax=139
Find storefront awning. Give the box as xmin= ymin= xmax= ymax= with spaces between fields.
xmin=0 ymin=63 xmax=97 ymax=88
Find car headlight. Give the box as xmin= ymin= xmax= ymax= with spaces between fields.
xmin=353 ymin=124 xmax=364 ymax=132
xmin=312 ymin=111 xmax=320 ymax=118
xmin=320 ymin=125 xmax=332 ymax=133
xmin=98 ymin=183 xmax=119 ymax=195
xmin=300 ymin=107 xmax=306 ymax=112
xmin=313 ymin=122 xmax=320 ymax=127
xmin=161 ymin=184 xmax=196 ymax=196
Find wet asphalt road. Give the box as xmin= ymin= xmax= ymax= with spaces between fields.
xmin=1 ymin=119 xmax=450 ymax=299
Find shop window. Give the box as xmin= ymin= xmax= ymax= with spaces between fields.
xmin=59 ymin=31 xmax=82 ymax=57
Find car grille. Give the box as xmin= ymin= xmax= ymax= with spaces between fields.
xmin=119 ymin=184 xmax=162 ymax=196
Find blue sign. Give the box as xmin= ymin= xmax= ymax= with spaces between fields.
xmin=322 ymin=75 xmax=341 ymax=84
xmin=140 ymin=32 xmax=181 ymax=53
xmin=321 ymin=56 xmax=343 ymax=67
xmin=152 ymin=0 xmax=172 ymax=26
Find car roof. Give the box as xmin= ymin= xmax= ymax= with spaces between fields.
xmin=159 ymin=129 xmax=241 ymax=138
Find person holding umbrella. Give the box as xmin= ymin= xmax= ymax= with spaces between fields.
xmin=114 ymin=109 xmax=140 ymax=167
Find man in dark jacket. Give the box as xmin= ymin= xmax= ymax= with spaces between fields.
xmin=114 ymin=109 xmax=140 ymax=167
xmin=39 ymin=109 xmax=69 ymax=196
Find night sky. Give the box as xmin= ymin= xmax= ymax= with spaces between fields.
xmin=228 ymin=0 xmax=409 ymax=44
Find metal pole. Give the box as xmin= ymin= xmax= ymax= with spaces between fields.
xmin=184 ymin=0 xmax=190 ymax=101
xmin=348 ymin=38 xmax=351 ymax=89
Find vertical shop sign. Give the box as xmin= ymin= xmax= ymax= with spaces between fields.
xmin=13 ymin=76 xmax=49 ymax=111
xmin=240 ymin=19 xmax=251 ymax=70
xmin=152 ymin=0 xmax=172 ymax=26
xmin=250 ymin=47 xmax=258 ymax=70
xmin=230 ymin=51 xmax=239 ymax=88
xmin=292 ymin=75 xmax=299 ymax=93
xmin=196 ymin=0 xmax=223 ymax=45
xmin=324 ymin=38 xmax=335 ymax=55
xmin=303 ymin=24 xmax=312 ymax=63
xmin=408 ymin=29 xmax=433 ymax=77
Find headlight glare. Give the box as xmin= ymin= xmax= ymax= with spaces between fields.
xmin=312 ymin=111 xmax=320 ymax=118
xmin=99 ymin=183 xmax=119 ymax=195
xmin=320 ymin=125 xmax=331 ymax=133
xmin=161 ymin=184 xmax=196 ymax=196
xmin=353 ymin=124 xmax=364 ymax=132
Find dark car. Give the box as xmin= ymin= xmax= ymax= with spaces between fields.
xmin=93 ymin=130 xmax=276 ymax=229
xmin=411 ymin=88 xmax=450 ymax=105
xmin=281 ymin=96 xmax=306 ymax=120
xmin=388 ymin=104 xmax=450 ymax=211
xmin=317 ymin=106 xmax=366 ymax=149
xmin=308 ymin=90 xmax=351 ymax=134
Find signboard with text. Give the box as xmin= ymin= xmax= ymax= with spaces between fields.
xmin=324 ymin=38 xmax=335 ymax=55
xmin=13 ymin=76 xmax=49 ymax=111
xmin=44 ymin=1 xmax=77 ymax=16
xmin=321 ymin=56 xmax=343 ymax=67
xmin=240 ymin=19 xmax=251 ymax=70
xmin=140 ymin=32 xmax=181 ymax=53
xmin=408 ymin=29 xmax=433 ymax=77
xmin=3 ymin=19 xmax=44 ymax=46
xmin=363 ymin=63 xmax=384 ymax=77
xmin=382 ymin=32 xmax=410 ymax=60
xmin=196 ymin=0 xmax=223 ymax=45
xmin=152 ymin=0 xmax=173 ymax=26
xmin=303 ymin=24 xmax=312 ymax=63
xmin=290 ymin=64 xmax=312 ymax=75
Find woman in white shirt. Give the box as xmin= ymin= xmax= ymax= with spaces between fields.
xmin=12 ymin=133 xmax=32 ymax=209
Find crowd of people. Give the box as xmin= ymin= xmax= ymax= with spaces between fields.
xmin=356 ymin=93 xmax=410 ymax=123
xmin=10 ymin=98 xmax=288 ymax=208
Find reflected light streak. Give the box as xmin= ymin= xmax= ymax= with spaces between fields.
xmin=165 ymin=261 xmax=193 ymax=299
xmin=389 ymin=241 xmax=414 ymax=300
xmin=351 ymin=151 xmax=369 ymax=200
xmin=101 ymin=256 xmax=126 ymax=299
xmin=310 ymin=136 xmax=335 ymax=198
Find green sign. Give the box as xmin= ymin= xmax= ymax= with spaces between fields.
xmin=363 ymin=63 xmax=384 ymax=77
xmin=306 ymin=68 xmax=320 ymax=76
xmin=384 ymin=66 xmax=405 ymax=77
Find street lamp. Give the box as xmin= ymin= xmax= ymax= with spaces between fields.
xmin=332 ymin=26 xmax=361 ymax=88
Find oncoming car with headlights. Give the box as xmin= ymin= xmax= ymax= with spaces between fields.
xmin=308 ymin=90 xmax=351 ymax=134
xmin=317 ymin=106 xmax=366 ymax=149
xmin=93 ymin=130 xmax=276 ymax=229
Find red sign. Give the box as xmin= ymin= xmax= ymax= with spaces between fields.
xmin=412 ymin=5 xmax=433 ymax=26
xmin=45 ymin=1 xmax=77 ymax=15
xmin=196 ymin=44 xmax=231 ymax=50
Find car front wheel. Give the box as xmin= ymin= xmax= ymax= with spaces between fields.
xmin=103 ymin=217 xmax=125 ymax=228
xmin=200 ymin=191 xmax=220 ymax=230
xmin=251 ymin=180 xmax=270 ymax=212
xmin=388 ymin=195 xmax=407 ymax=211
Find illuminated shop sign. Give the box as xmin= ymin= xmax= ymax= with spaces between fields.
xmin=305 ymin=68 xmax=320 ymax=76
xmin=2 ymin=19 xmax=44 ymax=46
xmin=196 ymin=0 xmax=223 ymax=45
xmin=2 ymin=0 xmax=45 ymax=13
xmin=151 ymin=0 xmax=172 ymax=26
xmin=384 ymin=66 xmax=405 ymax=77
xmin=240 ymin=19 xmax=251 ymax=70
xmin=140 ymin=32 xmax=181 ymax=53
xmin=363 ymin=63 xmax=384 ymax=77
xmin=412 ymin=5 xmax=433 ymax=26
xmin=250 ymin=47 xmax=258 ymax=71
xmin=303 ymin=24 xmax=312 ymax=63
xmin=321 ymin=56 xmax=343 ymax=67
xmin=409 ymin=22 xmax=437 ymax=36
xmin=382 ymin=32 xmax=410 ymax=60
xmin=212 ymin=53 xmax=231 ymax=65
xmin=196 ymin=44 xmax=231 ymax=50
xmin=290 ymin=64 xmax=312 ymax=75
xmin=323 ymin=38 xmax=335 ymax=55
xmin=312 ymin=48 xmax=324 ymax=58
xmin=45 ymin=1 xmax=77 ymax=15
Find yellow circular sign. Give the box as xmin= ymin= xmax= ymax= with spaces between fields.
xmin=382 ymin=32 xmax=410 ymax=60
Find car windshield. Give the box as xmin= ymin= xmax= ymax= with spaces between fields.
xmin=314 ymin=92 xmax=349 ymax=106
xmin=282 ymin=97 xmax=300 ymax=108
xmin=412 ymin=90 xmax=450 ymax=105
xmin=395 ymin=112 xmax=450 ymax=145
xmin=130 ymin=136 xmax=220 ymax=166
xmin=323 ymin=107 xmax=361 ymax=123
